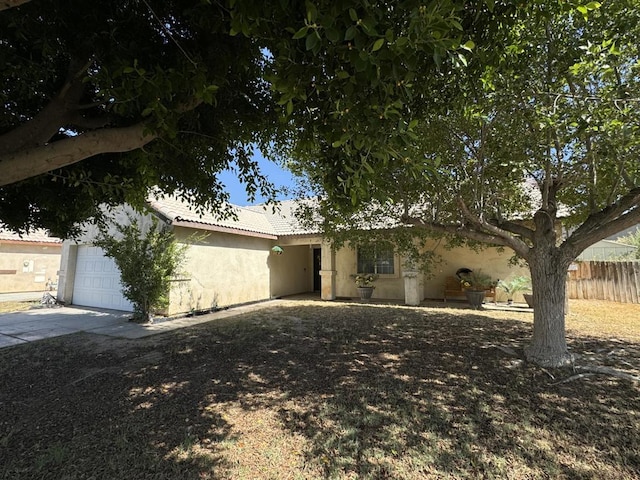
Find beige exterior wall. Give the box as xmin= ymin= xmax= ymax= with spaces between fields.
xmin=269 ymin=245 xmax=314 ymax=298
xmin=425 ymin=243 xmax=530 ymax=302
xmin=57 ymin=205 xmax=160 ymax=306
xmin=59 ymin=210 xmax=322 ymax=315
xmin=57 ymin=202 xmax=534 ymax=313
xmin=0 ymin=242 xmax=61 ymax=293
xmin=330 ymin=241 xmax=530 ymax=303
xmin=334 ymin=244 xmax=405 ymax=300
xmin=168 ymin=227 xmax=273 ymax=315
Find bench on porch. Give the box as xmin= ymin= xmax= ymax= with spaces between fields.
xmin=443 ymin=276 xmax=496 ymax=303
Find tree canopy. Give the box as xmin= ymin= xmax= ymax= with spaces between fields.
xmin=0 ymin=0 xmax=510 ymax=236
xmin=286 ymin=1 xmax=640 ymax=366
xmin=0 ymin=0 xmax=281 ymax=236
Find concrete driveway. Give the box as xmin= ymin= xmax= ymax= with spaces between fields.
xmin=0 ymin=300 xmax=282 ymax=350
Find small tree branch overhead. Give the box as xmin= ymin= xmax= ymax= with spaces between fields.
xmin=567 ymin=187 xmax=640 ymax=252
xmin=565 ymin=204 xmax=640 ymax=258
xmin=401 ymin=214 xmax=529 ymax=255
xmin=490 ymin=219 xmax=535 ymax=242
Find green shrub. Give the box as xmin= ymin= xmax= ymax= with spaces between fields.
xmin=616 ymin=229 xmax=640 ymax=259
xmin=94 ymin=214 xmax=187 ymax=322
xmin=497 ymin=276 xmax=531 ymax=299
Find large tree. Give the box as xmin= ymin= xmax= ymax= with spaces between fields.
xmin=1 ymin=0 xmax=500 ymax=237
xmin=0 ymin=0 xmax=282 ymax=236
xmin=284 ymin=2 xmax=640 ymax=367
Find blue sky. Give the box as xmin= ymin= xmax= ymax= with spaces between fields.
xmin=218 ymin=152 xmax=300 ymax=206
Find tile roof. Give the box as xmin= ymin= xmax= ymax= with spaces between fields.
xmin=0 ymin=229 xmax=62 ymax=244
xmin=147 ymin=195 xmax=273 ymax=237
xmin=244 ymin=199 xmax=320 ymax=236
xmin=148 ymin=181 xmax=570 ymax=241
xmin=148 ymin=195 xmax=320 ymax=238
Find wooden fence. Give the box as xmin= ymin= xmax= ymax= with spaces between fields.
xmin=567 ymin=261 xmax=640 ymax=304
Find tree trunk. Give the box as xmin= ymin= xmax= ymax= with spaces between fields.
xmin=524 ymin=251 xmax=575 ymax=367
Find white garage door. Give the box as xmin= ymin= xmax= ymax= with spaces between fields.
xmin=72 ymin=245 xmax=134 ymax=312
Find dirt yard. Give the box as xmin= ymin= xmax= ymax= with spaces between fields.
xmin=0 ymin=298 xmax=638 ymax=479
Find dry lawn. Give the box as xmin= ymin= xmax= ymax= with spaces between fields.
xmin=0 ymin=300 xmax=38 ymax=313
xmin=567 ymin=300 xmax=640 ymax=341
xmin=0 ymin=298 xmax=638 ymax=479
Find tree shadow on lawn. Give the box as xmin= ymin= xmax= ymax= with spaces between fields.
xmin=0 ymin=303 xmax=638 ymax=479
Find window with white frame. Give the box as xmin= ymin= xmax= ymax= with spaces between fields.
xmin=357 ymin=245 xmax=395 ymax=275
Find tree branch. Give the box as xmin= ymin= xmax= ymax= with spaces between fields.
xmin=402 ymin=214 xmax=530 ymax=258
xmin=458 ymin=199 xmax=531 ymax=257
xmin=0 ymin=59 xmax=89 ymax=156
xmin=489 ymin=219 xmax=534 ymax=241
xmin=0 ymin=123 xmax=157 ymax=186
xmin=565 ymin=204 xmax=640 ymax=257
xmin=0 ymin=0 xmax=30 ymax=11
xmin=575 ymin=186 xmax=640 ymax=233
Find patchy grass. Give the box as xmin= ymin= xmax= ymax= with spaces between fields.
xmin=0 ymin=299 xmax=638 ymax=479
xmin=0 ymin=300 xmax=38 ymax=313
xmin=567 ymin=300 xmax=640 ymax=341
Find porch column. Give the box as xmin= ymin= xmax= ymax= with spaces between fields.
xmin=57 ymin=242 xmax=78 ymax=305
xmin=403 ymin=270 xmax=422 ymax=306
xmin=320 ymin=241 xmax=336 ymax=300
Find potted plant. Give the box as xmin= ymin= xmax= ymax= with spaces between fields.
xmin=353 ymin=273 xmax=377 ymax=301
xmin=523 ymin=292 xmax=534 ymax=308
xmin=459 ymin=270 xmax=494 ymax=309
xmin=497 ymin=276 xmax=532 ymax=305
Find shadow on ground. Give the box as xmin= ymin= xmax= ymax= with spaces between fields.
xmin=0 ymin=302 xmax=638 ymax=479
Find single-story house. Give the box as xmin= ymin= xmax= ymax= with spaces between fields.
xmin=577 ymin=239 xmax=636 ymax=261
xmin=57 ymin=196 xmax=529 ymax=314
xmin=0 ymin=229 xmax=62 ymax=293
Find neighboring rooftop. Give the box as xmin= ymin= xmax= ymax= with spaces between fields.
xmin=0 ymin=229 xmax=62 ymax=244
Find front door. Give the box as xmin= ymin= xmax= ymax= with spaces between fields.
xmin=313 ymin=248 xmax=321 ymax=291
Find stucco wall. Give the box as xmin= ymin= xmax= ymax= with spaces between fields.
xmin=168 ymin=227 xmax=273 ymax=315
xmin=0 ymin=242 xmax=61 ymax=293
xmin=331 ymin=241 xmax=530 ymax=303
xmin=426 ymin=243 xmax=530 ymax=302
xmin=334 ymin=244 xmax=405 ymax=300
xmin=269 ymin=245 xmax=313 ymax=298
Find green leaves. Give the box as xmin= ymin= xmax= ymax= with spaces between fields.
xmin=576 ymin=2 xmax=602 ymax=19
xmin=305 ymin=31 xmax=320 ymax=51
xmin=95 ymin=214 xmax=188 ymax=321
xmin=0 ymin=0 xmax=281 ymax=234
xmin=292 ymin=26 xmax=309 ymax=40
xmin=287 ymin=0 xmax=640 ymax=271
xmin=371 ymin=38 xmax=384 ymax=52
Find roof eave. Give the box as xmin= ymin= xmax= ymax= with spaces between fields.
xmin=0 ymin=239 xmax=62 ymax=246
xmin=172 ymin=220 xmax=278 ymax=240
